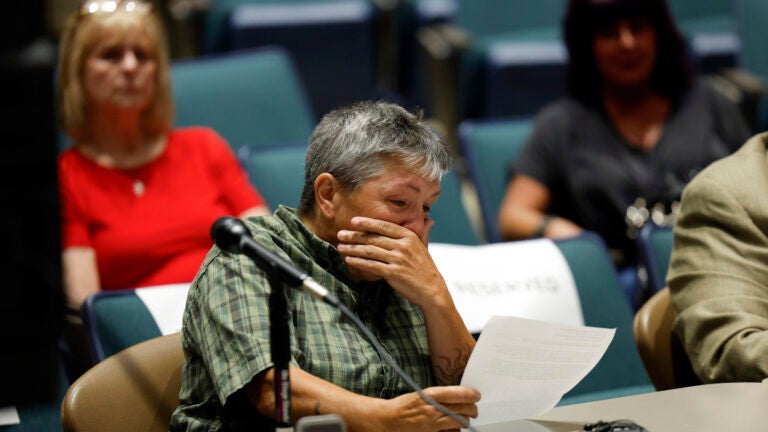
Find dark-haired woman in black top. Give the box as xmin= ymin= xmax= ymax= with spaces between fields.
xmin=497 ymin=0 xmax=750 ymax=306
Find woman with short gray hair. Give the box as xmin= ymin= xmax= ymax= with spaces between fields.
xmin=173 ymin=101 xmax=481 ymax=431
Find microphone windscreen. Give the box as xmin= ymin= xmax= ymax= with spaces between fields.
xmin=211 ymin=216 xmax=251 ymax=254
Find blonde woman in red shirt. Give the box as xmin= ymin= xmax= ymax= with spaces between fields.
xmin=56 ymin=0 xmax=270 ymax=310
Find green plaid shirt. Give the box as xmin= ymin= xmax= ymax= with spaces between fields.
xmin=170 ymin=206 xmax=433 ymax=431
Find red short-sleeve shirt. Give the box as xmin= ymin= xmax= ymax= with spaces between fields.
xmin=59 ymin=127 xmax=266 ymax=290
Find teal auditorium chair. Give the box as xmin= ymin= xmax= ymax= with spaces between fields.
xmin=238 ymin=144 xmax=308 ymax=210
xmin=419 ymin=0 xmax=738 ymax=122
xmin=637 ymin=223 xmax=674 ymax=296
xmin=554 ymin=233 xmax=655 ymax=404
xmin=734 ymin=0 xmax=768 ymax=131
xmin=82 ymin=290 xmax=167 ymax=362
xmin=668 ymin=0 xmax=740 ymax=73
xmin=411 ymin=0 xmax=570 ymax=120
xmin=451 ymin=0 xmax=568 ymax=119
xmin=429 ymin=170 xmax=481 ymax=245
xmin=204 ymin=0 xmax=348 ymax=53
xmin=0 ymin=366 xmax=69 ymax=432
xmin=458 ymin=118 xmax=533 ymax=242
xmin=171 ymin=46 xmax=315 ymax=155
xmin=204 ymin=0 xmax=378 ymax=117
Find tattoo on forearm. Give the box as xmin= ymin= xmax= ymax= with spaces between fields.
xmin=434 ymin=344 xmax=472 ymax=385
xmin=314 ymin=401 xmax=321 ymax=415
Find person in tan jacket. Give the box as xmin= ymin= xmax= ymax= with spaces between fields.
xmin=667 ymin=132 xmax=768 ymax=383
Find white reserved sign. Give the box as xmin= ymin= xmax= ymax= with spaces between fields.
xmin=428 ymin=240 xmax=583 ymax=333
xmin=135 ymin=283 xmax=191 ymax=335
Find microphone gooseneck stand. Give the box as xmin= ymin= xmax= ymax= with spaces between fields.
xmin=211 ymin=217 xmax=478 ymax=432
xmin=267 ymin=271 xmax=292 ymax=429
xmin=211 ymin=217 xmax=296 ymax=429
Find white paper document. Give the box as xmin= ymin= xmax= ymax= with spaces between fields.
xmin=460 ymin=315 xmax=615 ymax=427
xmin=0 ymin=406 xmax=20 ymax=426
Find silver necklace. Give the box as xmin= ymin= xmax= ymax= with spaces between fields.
xmin=132 ymin=179 xmax=145 ymax=197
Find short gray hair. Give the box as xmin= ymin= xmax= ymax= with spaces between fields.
xmin=297 ymin=101 xmax=452 ymax=215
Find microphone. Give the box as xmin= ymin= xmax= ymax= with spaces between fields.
xmin=211 ymin=216 xmax=338 ymax=306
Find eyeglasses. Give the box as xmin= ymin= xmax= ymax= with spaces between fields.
xmin=79 ymin=0 xmax=151 ymax=17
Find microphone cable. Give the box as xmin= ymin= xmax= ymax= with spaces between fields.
xmin=328 ymin=297 xmax=479 ymax=432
